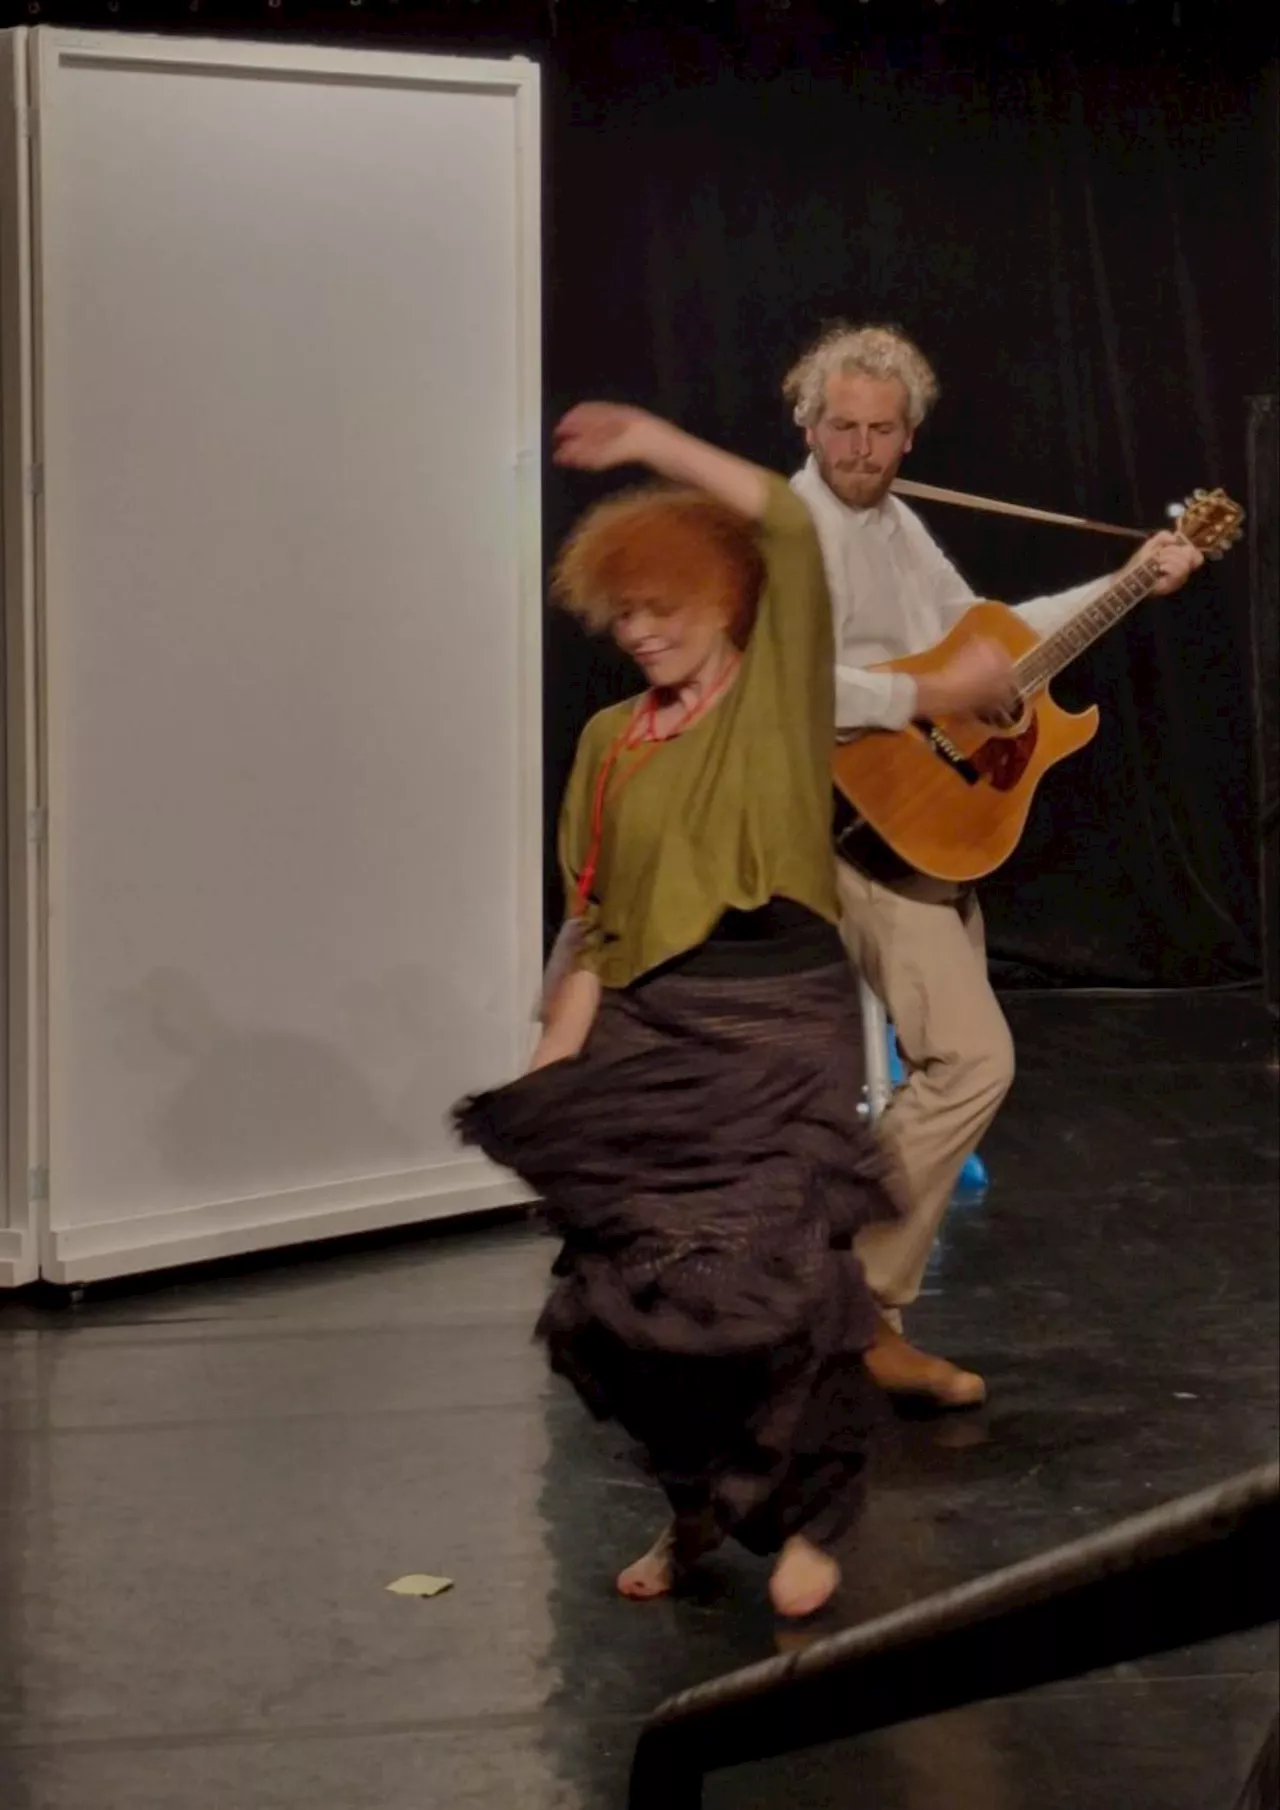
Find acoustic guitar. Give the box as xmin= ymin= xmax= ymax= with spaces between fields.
xmin=830 ymin=488 xmax=1245 ymax=884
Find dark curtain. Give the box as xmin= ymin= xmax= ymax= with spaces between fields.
xmin=544 ymin=3 xmax=1278 ymax=987
xmin=8 ymin=0 xmax=1273 ymax=985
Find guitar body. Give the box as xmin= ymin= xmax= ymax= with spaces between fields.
xmin=831 ymin=601 xmax=1100 ymax=884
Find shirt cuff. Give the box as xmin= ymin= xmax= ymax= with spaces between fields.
xmin=835 ymin=666 xmax=918 ymax=732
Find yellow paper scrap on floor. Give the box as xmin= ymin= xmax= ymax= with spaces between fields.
xmin=385 ymin=1574 xmax=454 ymax=1598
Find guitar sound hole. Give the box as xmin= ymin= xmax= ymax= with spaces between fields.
xmin=975 ymin=699 xmax=1028 ymax=733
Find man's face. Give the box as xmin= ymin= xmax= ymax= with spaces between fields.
xmin=807 ymin=371 xmax=914 ymax=509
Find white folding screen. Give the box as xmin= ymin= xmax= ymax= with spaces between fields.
xmin=0 ymin=29 xmax=40 ymax=1288
xmin=1 ymin=29 xmax=540 ymax=1286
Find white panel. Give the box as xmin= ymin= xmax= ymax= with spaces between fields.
xmin=26 ymin=31 xmax=540 ymax=1273
xmin=0 ymin=28 xmax=40 ymax=1287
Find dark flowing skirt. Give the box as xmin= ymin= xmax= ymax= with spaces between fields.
xmin=453 ymin=960 xmax=903 ymax=1556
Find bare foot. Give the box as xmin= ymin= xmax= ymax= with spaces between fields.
xmin=616 ymin=1511 xmax=722 ymax=1602
xmin=864 ymin=1318 xmax=987 ymax=1409
xmin=769 ymin=1536 xmax=841 ymax=1619
xmin=617 ymin=1526 xmax=675 ymax=1600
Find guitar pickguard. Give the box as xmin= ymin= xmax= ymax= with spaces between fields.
xmin=968 ymin=715 xmax=1040 ymax=792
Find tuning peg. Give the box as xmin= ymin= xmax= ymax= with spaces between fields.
xmin=1165 ymin=501 xmax=1183 ymax=519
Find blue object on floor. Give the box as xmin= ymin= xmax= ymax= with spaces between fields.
xmin=957 ymin=1150 xmax=989 ymax=1193
xmin=885 ymin=1024 xmax=989 ymax=1198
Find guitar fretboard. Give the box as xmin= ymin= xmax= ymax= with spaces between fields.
xmin=1014 ymin=553 xmax=1163 ymax=695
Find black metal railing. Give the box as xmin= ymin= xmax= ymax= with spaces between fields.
xmin=628 ymin=1459 xmax=1279 ymax=1809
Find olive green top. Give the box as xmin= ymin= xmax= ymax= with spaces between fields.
xmin=558 ymin=473 xmax=838 ymax=989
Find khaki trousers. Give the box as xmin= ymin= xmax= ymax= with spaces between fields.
xmin=837 ymin=859 xmax=1015 ymax=1316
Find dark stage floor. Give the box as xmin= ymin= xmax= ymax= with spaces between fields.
xmin=1 ymin=992 xmax=1277 ymax=1809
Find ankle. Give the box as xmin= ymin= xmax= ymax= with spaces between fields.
xmin=673 ymin=1507 xmax=721 ymax=1568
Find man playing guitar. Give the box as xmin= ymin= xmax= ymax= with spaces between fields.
xmin=786 ymin=322 xmax=1203 ymax=1408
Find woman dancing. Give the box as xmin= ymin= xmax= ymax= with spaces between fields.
xmin=454 ymin=402 xmax=902 ymax=1618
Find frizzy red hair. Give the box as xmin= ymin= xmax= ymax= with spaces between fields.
xmin=551 ymin=485 xmax=765 ymax=647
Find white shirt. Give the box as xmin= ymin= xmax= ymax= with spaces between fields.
xmin=790 ymin=457 xmax=1108 ymax=731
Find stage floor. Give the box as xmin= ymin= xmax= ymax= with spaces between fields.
xmin=1 ymin=991 xmax=1276 ymax=1808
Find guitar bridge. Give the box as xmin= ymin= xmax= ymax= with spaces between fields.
xmin=915 ymin=719 xmax=981 ymax=786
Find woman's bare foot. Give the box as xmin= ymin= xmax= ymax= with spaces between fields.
xmin=616 ymin=1510 xmax=723 ymax=1601
xmin=768 ymin=1536 xmax=841 ymax=1619
xmin=617 ymin=1525 xmax=676 ymax=1600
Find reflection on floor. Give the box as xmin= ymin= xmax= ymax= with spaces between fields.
xmin=1 ymin=992 xmax=1276 ymax=1809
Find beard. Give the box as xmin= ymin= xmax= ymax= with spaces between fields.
xmin=816 ymin=451 xmax=900 ymax=510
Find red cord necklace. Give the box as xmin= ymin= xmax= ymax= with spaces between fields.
xmin=572 ymin=653 xmax=741 ymax=917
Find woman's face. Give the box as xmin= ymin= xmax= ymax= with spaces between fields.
xmin=610 ymin=592 xmax=731 ymax=690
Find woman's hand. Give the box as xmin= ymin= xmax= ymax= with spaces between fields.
xmin=553 ymin=403 xmax=658 ymax=472
xmin=553 ymin=402 xmax=770 ymax=520
xmin=528 ymin=967 xmax=602 ymax=1072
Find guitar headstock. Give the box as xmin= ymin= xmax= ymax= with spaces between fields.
xmin=1166 ymin=487 xmax=1245 ymax=561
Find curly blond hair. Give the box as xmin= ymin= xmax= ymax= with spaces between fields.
xmin=552 ymin=485 xmax=764 ymax=647
xmin=782 ymin=322 xmax=940 ymax=431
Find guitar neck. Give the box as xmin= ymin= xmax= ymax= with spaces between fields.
xmin=1014 ymin=551 xmax=1162 ymax=694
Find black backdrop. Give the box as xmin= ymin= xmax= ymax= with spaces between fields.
xmin=543 ymin=3 xmax=1277 ymax=987
xmin=4 ymin=0 xmax=1275 ymax=986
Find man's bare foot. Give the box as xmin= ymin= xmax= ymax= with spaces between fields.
xmin=864 ymin=1318 xmax=986 ymax=1409
xmin=616 ymin=1510 xmax=723 ymax=1601
xmin=769 ymin=1536 xmax=841 ymax=1619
